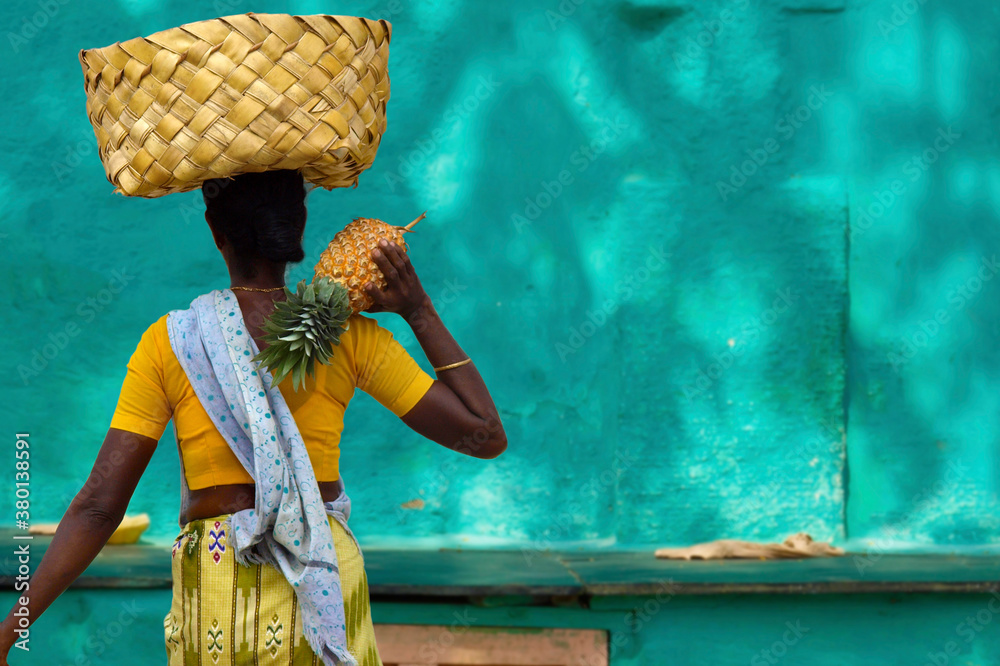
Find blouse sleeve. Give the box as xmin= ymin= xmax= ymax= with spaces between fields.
xmin=109 ymin=315 xmax=173 ymax=441
xmin=350 ymin=315 xmax=435 ymax=417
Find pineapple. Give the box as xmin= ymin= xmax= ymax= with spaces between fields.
xmin=315 ymin=212 xmax=423 ymax=313
xmin=253 ymin=212 xmax=425 ymax=390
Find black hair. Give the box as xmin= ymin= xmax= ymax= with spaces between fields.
xmin=202 ymin=169 xmax=307 ymax=277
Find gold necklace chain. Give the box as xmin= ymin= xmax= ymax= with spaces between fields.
xmin=230 ymin=285 xmax=285 ymax=292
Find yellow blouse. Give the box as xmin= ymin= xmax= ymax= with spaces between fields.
xmin=110 ymin=312 xmax=435 ymax=490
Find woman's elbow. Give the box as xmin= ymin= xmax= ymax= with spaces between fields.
xmin=72 ymin=497 xmax=125 ymax=532
xmin=478 ymin=433 xmax=507 ymax=459
xmin=456 ymin=414 xmax=506 ymax=459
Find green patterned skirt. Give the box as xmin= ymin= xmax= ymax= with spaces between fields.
xmin=163 ymin=512 xmax=381 ymax=665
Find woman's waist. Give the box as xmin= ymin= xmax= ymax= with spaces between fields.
xmin=178 ymin=438 xmax=342 ymax=489
xmin=182 ymin=478 xmax=344 ymax=526
xmin=177 ymin=431 xmax=342 ymax=473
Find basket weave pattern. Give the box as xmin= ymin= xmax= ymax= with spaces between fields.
xmin=79 ymin=13 xmax=391 ymax=198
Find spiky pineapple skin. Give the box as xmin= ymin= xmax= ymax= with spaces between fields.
xmin=314 ymin=218 xmax=409 ymax=313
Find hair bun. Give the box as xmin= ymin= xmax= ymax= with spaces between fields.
xmin=255 ymin=208 xmax=306 ymax=263
xmin=203 ymin=170 xmax=307 ymax=274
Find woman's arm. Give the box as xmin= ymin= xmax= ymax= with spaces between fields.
xmin=364 ymin=239 xmax=507 ymax=459
xmin=0 ymin=428 xmax=157 ymax=660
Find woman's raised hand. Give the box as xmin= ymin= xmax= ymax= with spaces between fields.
xmin=364 ymin=239 xmax=429 ymax=319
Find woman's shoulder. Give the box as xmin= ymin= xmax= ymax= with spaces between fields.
xmin=342 ymin=312 xmax=377 ymax=339
xmin=132 ymin=313 xmax=172 ymax=356
xmin=341 ymin=312 xmax=401 ymax=347
xmin=149 ymin=312 xmax=171 ymax=338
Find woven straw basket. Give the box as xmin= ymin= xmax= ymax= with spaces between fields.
xmin=78 ymin=13 xmax=391 ymax=198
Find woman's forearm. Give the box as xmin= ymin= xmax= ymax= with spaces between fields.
xmin=0 ymin=502 xmax=119 ymax=647
xmin=404 ymin=296 xmax=501 ymax=424
xmin=0 ymin=428 xmax=156 ymax=655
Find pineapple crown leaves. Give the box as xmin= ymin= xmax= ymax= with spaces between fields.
xmin=251 ymin=276 xmax=352 ymax=391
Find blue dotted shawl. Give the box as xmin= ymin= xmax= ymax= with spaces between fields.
xmin=166 ymin=289 xmax=358 ymax=666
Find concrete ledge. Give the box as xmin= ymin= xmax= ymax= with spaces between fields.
xmin=3 ymin=533 xmax=998 ymax=597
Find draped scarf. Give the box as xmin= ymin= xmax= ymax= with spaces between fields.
xmin=166 ymin=289 xmax=358 ymax=666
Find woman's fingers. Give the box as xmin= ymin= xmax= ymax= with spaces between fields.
xmin=371 ymin=247 xmax=400 ymax=286
xmin=364 ymin=282 xmax=386 ymax=311
xmin=395 ymin=241 xmax=415 ymax=277
xmin=379 ymin=240 xmax=410 ymax=277
xmin=368 ymin=240 xmax=423 ymax=317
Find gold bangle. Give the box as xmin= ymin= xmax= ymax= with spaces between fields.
xmin=433 ymin=358 xmax=472 ymax=373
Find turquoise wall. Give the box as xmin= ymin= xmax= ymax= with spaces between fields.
xmin=2 ymin=0 xmax=998 ymax=558
xmin=843 ymin=0 xmax=1000 ymax=549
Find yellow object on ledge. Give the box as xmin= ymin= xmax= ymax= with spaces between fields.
xmin=106 ymin=513 xmax=151 ymax=544
xmin=28 ymin=512 xmax=151 ymax=545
